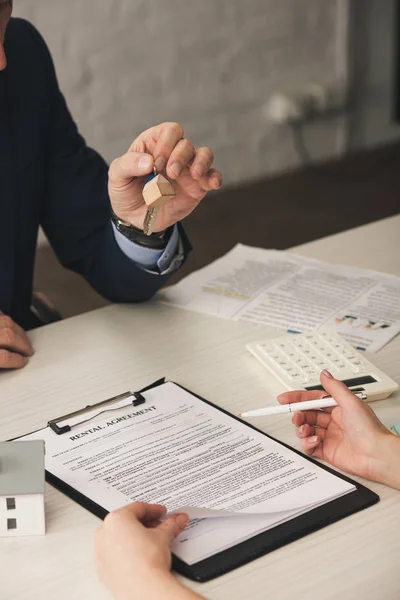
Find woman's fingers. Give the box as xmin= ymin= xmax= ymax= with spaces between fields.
xmin=277 ymin=390 xmax=324 ymax=405
xmin=292 ymin=410 xmax=332 ymax=429
xmin=301 ymin=435 xmax=324 ymax=458
xmin=297 ymin=422 xmax=327 ymax=441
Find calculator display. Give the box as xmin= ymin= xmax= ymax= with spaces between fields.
xmin=305 ymin=375 xmax=377 ymax=391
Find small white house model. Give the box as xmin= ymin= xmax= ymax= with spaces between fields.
xmin=0 ymin=440 xmax=45 ymax=537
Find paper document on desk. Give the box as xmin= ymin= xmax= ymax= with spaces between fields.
xmin=157 ymin=245 xmax=400 ymax=352
xmin=22 ymin=382 xmax=354 ymax=565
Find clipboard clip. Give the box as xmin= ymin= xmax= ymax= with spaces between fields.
xmin=48 ymin=390 xmax=146 ymax=435
xmin=47 ymin=392 xmax=146 ymax=435
xmin=47 ymin=377 xmax=166 ymax=435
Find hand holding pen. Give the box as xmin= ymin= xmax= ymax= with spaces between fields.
xmin=240 ymin=390 xmax=367 ymax=417
xmin=244 ymin=370 xmax=400 ymax=489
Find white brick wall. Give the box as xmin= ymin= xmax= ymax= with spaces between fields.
xmin=12 ymin=0 xmax=399 ymax=186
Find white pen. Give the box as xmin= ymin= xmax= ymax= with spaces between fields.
xmin=239 ymin=391 xmax=368 ymax=417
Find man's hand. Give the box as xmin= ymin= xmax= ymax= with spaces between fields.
xmin=0 ymin=314 xmax=34 ymax=369
xmin=108 ymin=122 xmax=222 ymax=232
xmin=95 ymin=502 xmax=204 ymax=600
xmin=278 ymin=370 xmax=400 ymax=488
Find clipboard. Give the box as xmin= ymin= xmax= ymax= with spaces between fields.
xmin=16 ymin=378 xmax=379 ymax=583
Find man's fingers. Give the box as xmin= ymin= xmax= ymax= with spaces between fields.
xmin=291 ymin=409 xmax=331 ymax=429
xmin=204 ymin=168 xmax=222 ymax=190
xmin=167 ymin=168 xmax=222 ymax=204
xmin=152 ymin=122 xmax=184 ymax=173
xmin=0 ymin=349 xmax=29 ymax=370
xmin=166 ymin=138 xmax=196 ymax=180
xmin=0 ymin=327 xmax=33 ymax=357
xmin=108 ymin=152 xmax=154 ymax=185
xmin=156 ymin=513 xmax=189 ymax=544
xmin=0 ymin=315 xmax=34 ymax=356
xmin=190 ymin=147 xmax=214 ymax=180
xmin=185 ymin=168 xmax=221 ymax=194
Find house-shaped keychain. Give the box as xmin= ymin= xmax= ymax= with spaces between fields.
xmin=0 ymin=440 xmax=45 ymax=536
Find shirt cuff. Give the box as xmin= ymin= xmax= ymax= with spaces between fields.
xmin=112 ymin=222 xmax=183 ymax=274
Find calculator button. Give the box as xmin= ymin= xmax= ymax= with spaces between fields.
xmin=349 ymin=361 xmax=364 ymax=373
xmin=331 ymin=358 xmax=347 ymax=369
xmin=285 ymin=369 xmax=302 ymax=381
xmin=307 ymin=339 xmax=331 ymax=354
xmin=289 ymin=373 xmax=303 ymax=381
xmin=342 ymin=349 xmax=358 ymax=360
xmin=315 ymin=359 xmax=328 ymax=368
xmin=252 ymin=332 xmax=369 ymax=389
xmin=306 ymin=370 xmax=320 ymax=381
xmin=259 ymin=343 xmax=274 ymax=354
xmin=324 ymin=334 xmax=343 ymax=347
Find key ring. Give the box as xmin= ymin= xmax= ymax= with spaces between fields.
xmin=145 ymin=165 xmax=158 ymax=185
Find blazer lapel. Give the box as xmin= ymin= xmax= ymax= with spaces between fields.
xmin=0 ymin=68 xmax=17 ymax=315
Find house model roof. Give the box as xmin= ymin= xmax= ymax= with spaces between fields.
xmin=0 ymin=440 xmax=45 ymax=496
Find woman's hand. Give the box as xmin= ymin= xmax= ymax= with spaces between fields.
xmin=278 ymin=370 xmax=400 ymax=489
xmin=95 ymin=502 xmax=204 ymax=600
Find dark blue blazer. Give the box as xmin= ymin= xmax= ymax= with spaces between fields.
xmin=1 ymin=18 xmax=189 ymax=330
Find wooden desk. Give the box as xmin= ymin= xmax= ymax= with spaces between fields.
xmin=1 ymin=215 xmax=399 ymax=600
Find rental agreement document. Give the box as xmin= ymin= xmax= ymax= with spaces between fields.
xmin=157 ymin=245 xmax=400 ymax=353
xmin=22 ymin=383 xmax=355 ymax=565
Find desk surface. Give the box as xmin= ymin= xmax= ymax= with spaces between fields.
xmin=1 ymin=215 xmax=399 ymax=600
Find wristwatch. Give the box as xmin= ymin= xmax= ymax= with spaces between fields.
xmin=111 ymin=208 xmax=168 ymax=250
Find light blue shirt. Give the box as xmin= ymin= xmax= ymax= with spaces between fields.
xmin=112 ymin=222 xmax=183 ymax=274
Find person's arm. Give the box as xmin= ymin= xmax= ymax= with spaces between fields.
xmin=112 ymin=222 xmax=183 ymax=273
xmin=278 ymin=370 xmax=400 ymax=490
xmin=369 ymin=429 xmax=400 ymax=490
xmin=24 ymin=22 xmax=221 ymax=302
xmin=27 ymin=19 xmax=183 ymax=301
xmin=95 ymin=503 xmax=205 ymax=600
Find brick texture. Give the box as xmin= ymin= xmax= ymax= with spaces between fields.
xmin=12 ymin=1 xmax=399 ymax=185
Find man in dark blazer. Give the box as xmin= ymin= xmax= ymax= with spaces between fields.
xmin=0 ymin=2 xmax=221 ymax=369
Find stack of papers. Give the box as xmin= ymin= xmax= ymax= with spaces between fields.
xmin=157 ymin=245 xmax=400 ymax=353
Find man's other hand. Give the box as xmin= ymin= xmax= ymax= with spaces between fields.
xmin=0 ymin=314 xmax=34 ymax=369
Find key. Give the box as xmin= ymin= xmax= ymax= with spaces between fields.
xmin=142 ymin=168 xmax=175 ymax=236
xmin=143 ymin=205 xmax=159 ymax=236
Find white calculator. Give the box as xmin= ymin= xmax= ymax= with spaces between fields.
xmin=246 ymin=330 xmax=399 ymax=402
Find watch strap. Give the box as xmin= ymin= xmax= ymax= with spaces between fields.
xmin=110 ymin=208 xmax=168 ymax=250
